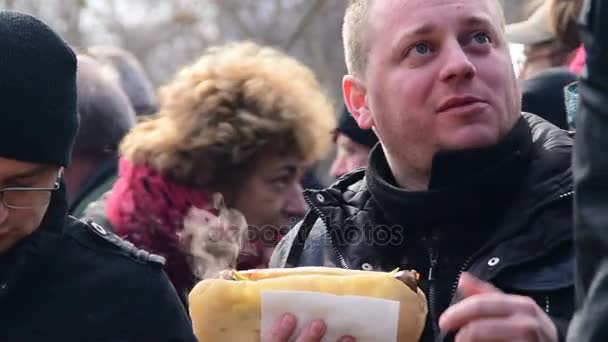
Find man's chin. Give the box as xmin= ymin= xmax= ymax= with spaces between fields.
xmin=441 ymin=126 xmax=501 ymax=150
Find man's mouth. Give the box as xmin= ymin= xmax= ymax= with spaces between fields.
xmin=436 ymin=95 xmax=487 ymax=114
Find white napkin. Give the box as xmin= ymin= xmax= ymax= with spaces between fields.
xmin=260 ymin=290 xmax=400 ymax=342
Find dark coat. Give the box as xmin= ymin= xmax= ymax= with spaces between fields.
xmin=0 ymin=184 xmax=196 ymax=341
xmin=271 ymin=114 xmax=575 ymax=342
xmin=568 ymin=1 xmax=608 ymax=341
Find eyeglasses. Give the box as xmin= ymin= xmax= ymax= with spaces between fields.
xmin=0 ymin=182 xmax=60 ymax=210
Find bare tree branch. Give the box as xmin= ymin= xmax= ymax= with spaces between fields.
xmin=212 ymin=0 xmax=257 ymax=38
xmin=283 ymin=0 xmax=325 ymax=51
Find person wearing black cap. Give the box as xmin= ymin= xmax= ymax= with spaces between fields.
xmin=329 ymin=106 xmax=378 ymax=178
xmin=0 ymin=11 xmax=196 ymax=341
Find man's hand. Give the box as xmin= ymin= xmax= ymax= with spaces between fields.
xmin=439 ymin=273 xmax=558 ymax=342
xmin=265 ymin=313 xmax=356 ymax=342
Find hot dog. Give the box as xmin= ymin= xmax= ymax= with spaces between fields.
xmin=188 ymin=267 xmax=428 ymax=341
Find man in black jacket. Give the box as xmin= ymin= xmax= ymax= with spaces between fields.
xmin=0 ymin=11 xmax=196 ymax=341
xmin=568 ymin=1 xmax=608 ymax=341
xmin=267 ymin=1 xmax=574 ymax=341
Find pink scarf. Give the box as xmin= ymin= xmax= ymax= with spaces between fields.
xmin=105 ymin=159 xmax=268 ymax=299
xmin=106 ymin=158 xmax=214 ymax=299
xmin=569 ymin=45 xmax=586 ymax=75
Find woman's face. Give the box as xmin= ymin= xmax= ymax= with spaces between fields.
xmin=232 ymin=154 xmax=308 ymax=246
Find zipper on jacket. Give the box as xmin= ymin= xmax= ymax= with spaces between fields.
xmin=427 ymin=235 xmax=440 ymax=341
xmin=559 ymin=191 xmax=574 ymax=200
xmin=434 ymin=255 xmax=475 ymax=342
xmin=303 ymin=193 xmax=350 ymax=269
xmin=448 ymin=255 xmax=475 ymax=305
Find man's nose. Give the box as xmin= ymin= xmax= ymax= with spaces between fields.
xmin=285 ymin=183 xmax=307 ymax=219
xmin=438 ymin=40 xmax=477 ymax=82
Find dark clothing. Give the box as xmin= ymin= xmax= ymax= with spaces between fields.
xmin=0 ymin=183 xmax=196 ymax=341
xmin=522 ymin=68 xmax=578 ymax=130
xmin=568 ymin=1 xmax=608 ymax=341
xmin=69 ymin=158 xmax=118 ymax=218
xmin=271 ymin=113 xmax=575 ymax=342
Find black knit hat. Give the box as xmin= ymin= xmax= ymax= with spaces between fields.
xmin=0 ymin=11 xmax=79 ymax=167
xmin=336 ymin=106 xmax=378 ymax=148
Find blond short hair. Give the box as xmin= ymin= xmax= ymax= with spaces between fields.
xmin=343 ymin=0 xmax=506 ymax=76
xmin=343 ymin=0 xmax=372 ymax=77
xmin=120 ymin=41 xmax=336 ymax=189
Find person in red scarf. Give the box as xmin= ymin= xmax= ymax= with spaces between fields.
xmin=83 ymin=41 xmax=336 ymax=303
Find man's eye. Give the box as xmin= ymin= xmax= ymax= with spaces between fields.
xmin=473 ymin=32 xmax=491 ymax=44
xmin=413 ymin=43 xmax=430 ymax=55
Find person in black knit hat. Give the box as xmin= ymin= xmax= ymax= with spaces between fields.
xmin=329 ymin=105 xmax=378 ymax=178
xmin=0 ymin=11 xmax=196 ymax=341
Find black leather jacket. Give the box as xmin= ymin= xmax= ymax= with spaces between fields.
xmin=271 ymin=114 xmax=575 ymax=342
xmin=568 ymin=1 xmax=608 ymax=341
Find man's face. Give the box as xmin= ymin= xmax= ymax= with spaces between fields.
xmin=345 ymin=0 xmax=521 ymax=174
xmin=0 ymin=157 xmax=59 ymax=253
xmin=330 ymin=134 xmax=371 ymax=178
xmin=232 ymin=155 xmax=308 ymax=243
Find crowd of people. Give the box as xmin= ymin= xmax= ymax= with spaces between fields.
xmin=0 ymin=0 xmax=607 ymax=341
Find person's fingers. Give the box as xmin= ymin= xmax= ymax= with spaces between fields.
xmin=338 ymin=336 xmax=357 ymax=342
xmin=439 ymin=293 xmax=541 ymax=332
xmin=458 ymin=273 xmax=501 ymax=297
xmin=295 ymin=319 xmax=327 ymax=342
xmin=266 ymin=313 xmax=298 ymax=342
xmin=454 ymin=316 xmax=552 ymax=342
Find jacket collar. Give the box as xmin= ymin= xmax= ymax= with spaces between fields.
xmin=310 ymin=113 xmax=573 ymax=217
xmin=365 ymin=115 xmax=533 ymax=228
xmin=303 ymin=113 xmax=573 ymax=265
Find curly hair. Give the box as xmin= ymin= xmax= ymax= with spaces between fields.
xmin=120 ymin=41 xmax=335 ymax=190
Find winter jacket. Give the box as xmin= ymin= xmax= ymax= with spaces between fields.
xmin=0 ymin=182 xmax=196 ymax=341
xmin=68 ymin=158 xmax=118 ymax=218
xmin=271 ymin=113 xmax=575 ymax=342
xmin=567 ymin=1 xmax=608 ymax=341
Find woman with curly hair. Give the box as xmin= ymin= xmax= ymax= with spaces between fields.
xmin=84 ymin=41 xmax=336 ymax=303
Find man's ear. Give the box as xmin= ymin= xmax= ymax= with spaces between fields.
xmin=343 ymin=75 xmax=374 ymax=130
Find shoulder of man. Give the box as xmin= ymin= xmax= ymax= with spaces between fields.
xmin=524 ymin=112 xmax=574 ymax=151
xmin=63 ymin=216 xmax=166 ymax=267
xmin=57 ymin=218 xmax=197 ymax=341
